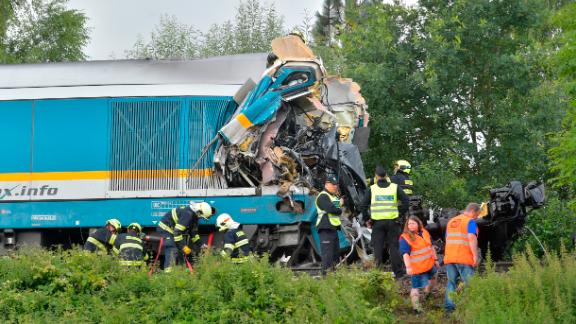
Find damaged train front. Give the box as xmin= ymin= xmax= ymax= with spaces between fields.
xmin=214 ymin=35 xmax=371 ymax=268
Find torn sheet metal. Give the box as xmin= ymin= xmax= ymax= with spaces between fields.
xmin=211 ymin=35 xmax=370 ymax=213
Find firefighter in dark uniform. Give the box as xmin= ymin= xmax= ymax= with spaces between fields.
xmin=156 ymin=201 xmax=215 ymax=272
xmin=84 ymin=219 xmax=121 ymax=254
xmin=315 ymin=174 xmax=344 ymax=273
xmin=391 ymin=160 xmax=414 ymax=195
xmin=113 ymin=222 xmax=148 ymax=267
xmin=360 ymin=165 xmax=410 ymax=278
xmin=215 ymin=213 xmax=251 ymax=263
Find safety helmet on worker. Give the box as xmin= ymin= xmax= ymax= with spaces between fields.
xmin=216 ymin=213 xmax=234 ymax=232
xmin=128 ymin=222 xmax=142 ymax=234
xmin=106 ymin=219 xmax=122 ymax=231
xmin=190 ymin=201 xmax=215 ymax=219
xmin=395 ymin=160 xmax=412 ymax=174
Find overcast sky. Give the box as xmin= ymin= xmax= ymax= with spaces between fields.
xmin=66 ymin=0 xmax=325 ymax=60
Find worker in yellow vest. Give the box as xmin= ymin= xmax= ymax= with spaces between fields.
xmin=315 ymin=173 xmax=344 ymax=274
xmin=444 ymin=203 xmax=481 ymax=312
xmin=360 ymin=165 xmax=409 ymax=278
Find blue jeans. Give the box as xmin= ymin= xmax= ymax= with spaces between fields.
xmin=444 ymin=263 xmax=475 ymax=311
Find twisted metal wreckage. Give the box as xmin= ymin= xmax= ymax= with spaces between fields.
xmin=196 ymin=36 xmax=546 ymax=267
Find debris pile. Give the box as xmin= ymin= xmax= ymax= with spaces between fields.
xmin=213 ymin=35 xmax=370 ymax=210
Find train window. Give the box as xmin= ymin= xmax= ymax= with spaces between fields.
xmin=276 ymin=199 xmax=304 ymax=213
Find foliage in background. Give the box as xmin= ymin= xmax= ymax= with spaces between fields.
xmin=0 ymin=249 xmax=398 ymax=323
xmin=458 ymin=248 xmax=576 ymax=323
xmin=126 ymin=0 xmax=285 ymax=60
xmin=412 ymin=161 xmax=476 ymax=209
xmin=513 ymin=195 xmax=576 ymax=256
xmin=313 ymin=0 xmax=345 ymax=47
xmin=339 ymin=0 xmax=567 ymax=201
xmin=549 ymin=2 xmax=576 ymax=210
xmin=0 ymin=0 xmax=89 ymax=63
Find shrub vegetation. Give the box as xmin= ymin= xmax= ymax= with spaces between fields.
xmin=457 ymin=248 xmax=576 ymax=323
xmin=0 ymin=248 xmax=399 ymax=323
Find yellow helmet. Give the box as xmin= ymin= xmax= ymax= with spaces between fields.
xmin=106 ymin=219 xmax=122 ymax=231
xmin=128 ymin=223 xmax=142 ymax=233
xmin=395 ymin=160 xmax=412 ymax=174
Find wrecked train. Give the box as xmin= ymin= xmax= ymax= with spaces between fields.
xmin=0 ymin=36 xmax=370 ymax=267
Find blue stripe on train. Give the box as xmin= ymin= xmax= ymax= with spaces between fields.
xmin=0 ymin=194 xmax=314 ymax=229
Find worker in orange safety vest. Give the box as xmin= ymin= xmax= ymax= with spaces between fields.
xmin=400 ymin=216 xmax=440 ymax=314
xmin=443 ymin=203 xmax=481 ymax=312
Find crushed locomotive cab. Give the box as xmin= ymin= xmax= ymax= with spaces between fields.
xmin=211 ymin=35 xmax=370 ymax=213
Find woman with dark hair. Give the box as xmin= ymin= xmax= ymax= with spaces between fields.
xmin=399 ymin=216 xmax=440 ymax=314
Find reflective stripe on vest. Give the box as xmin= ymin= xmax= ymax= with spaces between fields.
xmin=315 ymin=191 xmax=342 ymax=227
xmin=400 ymin=229 xmax=435 ymax=274
xmin=119 ymin=260 xmax=144 ymax=266
xmin=158 ymin=221 xmax=174 ymax=234
xmin=403 ymin=179 xmax=414 ymax=195
xmin=231 ymin=256 xmax=249 ymax=263
xmin=171 ymin=208 xmax=179 ymax=223
xmin=443 ymin=215 xmax=477 ymax=266
xmin=87 ymin=236 xmax=107 ymax=252
xmin=370 ymin=183 xmax=399 ymax=220
xmin=119 ymin=242 xmax=143 ymax=252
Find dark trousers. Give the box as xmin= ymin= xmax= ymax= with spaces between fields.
xmin=372 ymin=219 xmax=405 ymax=277
xmin=318 ymin=229 xmax=340 ymax=273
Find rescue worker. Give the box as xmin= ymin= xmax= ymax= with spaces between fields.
xmin=215 ymin=213 xmax=250 ymax=263
xmin=156 ymin=201 xmax=215 ymax=272
xmin=400 ymin=216 xmax=440 ymax=314
xmin=444 ymin=203 xmax=481 ymax=312
xmin=360 ymin=165 xmax=409 ymax=278
xmin=84 ymin=219 xmax=121 ymax=254
xmin=366 ymin=167 xmax=387 ymax=187
xmin=113 ymin=223 xmax=148 ymax=267
xmin=315 ymin=173 xmax=344 ymax=274
xmin=391 ymin=160 xmax=414 ymax=195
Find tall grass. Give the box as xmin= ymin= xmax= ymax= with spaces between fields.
xmin=0 ymin=248 xmax=398 ymax=323
xmin=457 ymin=247 xmax=576 ymax=323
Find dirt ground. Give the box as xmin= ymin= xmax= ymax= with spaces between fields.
xmin=394 ymin=273 xmax=460 ymax=324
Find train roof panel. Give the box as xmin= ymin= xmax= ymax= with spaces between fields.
xmin=0 ymin=53 xmax=268 ymax=89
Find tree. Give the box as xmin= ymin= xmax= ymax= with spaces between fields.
xmin=549 ymin=2 xmax=576 ymax=208
xmin=127 ymin=0 xmax=285 ymax=60
xmin=126 ymin=14 xmax=202 ymax=60
xmin=340 ymin=1 xmax=567 ymax=204
xmin=313 ymin=0 xmax=345 ymax=46
xmin=1 ymin=0 xmax=89 ymax=63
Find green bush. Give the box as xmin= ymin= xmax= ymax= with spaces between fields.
xmin=513 ymin=195 xmax=576 ymax=256
xmin=457 ymin=248 xmax=576 ymax=323
xmin=0 ymin=248 xmax=399 ymax=323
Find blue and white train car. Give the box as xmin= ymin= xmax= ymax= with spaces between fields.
xmin=0 ymin=55 xmax=331 ymax=264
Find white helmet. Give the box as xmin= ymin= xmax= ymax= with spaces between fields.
xmin=215 ymin=213 xmax=234 ymax=232
xmin=190 ymin=201 xmax=214 ymax=219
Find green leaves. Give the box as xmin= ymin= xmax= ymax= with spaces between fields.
xmin=0 ymin=250 xmax=398 ymax=323
xmin=127 ymin=0 xmax=286 ymax=60
xmin=0 ymin=0 xmax=89 ymax=63
xmin=339 ymin=0 xmax=567 ymax=208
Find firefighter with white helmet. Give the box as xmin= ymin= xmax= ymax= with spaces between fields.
xmin=84 ymin=218 xmax=121 ymax=254
xmin=156 ymin=201 xmax=215 ymax=272
xmin=215 ymin=213 xmax=251 ymax=263
xmin=391 ymin=160 xmax=414 ymax=195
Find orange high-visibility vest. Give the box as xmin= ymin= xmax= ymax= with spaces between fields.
xmin=400 ymin=229 xmax=435 ymax=274
xmin=444 ymin=215 xmax=478 ymax=266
